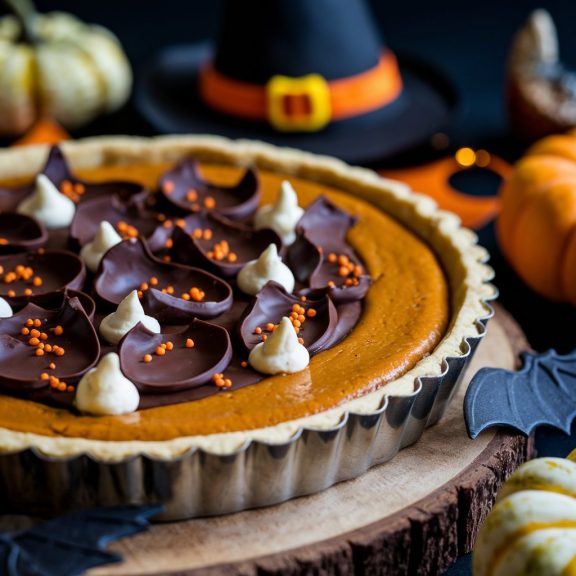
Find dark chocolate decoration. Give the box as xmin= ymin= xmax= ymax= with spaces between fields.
xmin=0 ymin=212 xmax=48 ymax=254
xmin=465 ymin=349 xmax=576 ymax=439
xmin=69 ymin=194 xmax=160 ymax=248
xmin=167 ymin=211 xmax=281 ymax=277
xmin=159 ymin=158 xmax=260 ymax=219
xmin=0 ymin=146 xmax=146 ymax=213
xmin=0 ymin=249 xmax=86 ymax=307
xmin=288 ymin=196 xmax=372 ymax=304
xmin=119 ymin=320 xmax=233 ymax=393
xmin=0 ymin=296 xmax=100 ymax=392
xmin=239 ymin=281 xmax=338 ymax=355
xmin=0 ymin=505 xmax=162 ymax=576
xmin=27 ymin=289 xmax=97 ymax=323
xmin=94 ymin=238 xmax=233 ymax=320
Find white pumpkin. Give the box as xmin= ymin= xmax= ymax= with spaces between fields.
xmin=473 ymin=453 xmax=576 ymax=576
xmin=0 ymin=0 xmax=132 ymax=135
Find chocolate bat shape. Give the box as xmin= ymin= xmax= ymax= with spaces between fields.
xmin=0 ymin=505 xmax=161 ymax=576
xmin=465 ymin=349 xmax=576 ymax=439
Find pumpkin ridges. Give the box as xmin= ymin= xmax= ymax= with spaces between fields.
xmin=527 ymin=134 xmax=576 ymax=163
xmin=497 ymin=155 xmax=576 ymax=258
xmin=509 ymin=179 xmax=576 ymax=301
xmin=0 ymin=44 xmax=36 ymax=135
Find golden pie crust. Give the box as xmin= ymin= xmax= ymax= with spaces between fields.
xmin=0 ymin=136 xmax=494 ymax=459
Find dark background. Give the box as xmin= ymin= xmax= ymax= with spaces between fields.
xmin=2 ymin=1 xmax=576 ymax=573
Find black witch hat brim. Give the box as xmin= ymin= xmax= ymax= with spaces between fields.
xmin=136 ymin=43 xmax=458 ymax=164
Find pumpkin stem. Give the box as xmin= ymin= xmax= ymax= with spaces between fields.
xmin=2 ymin=0 xmax=39 ymax=44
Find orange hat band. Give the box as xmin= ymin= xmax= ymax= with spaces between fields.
xmin=199 ymin=52 xmax=403 ymax=132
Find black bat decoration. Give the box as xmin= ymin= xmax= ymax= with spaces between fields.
xmin=465 ymin=349 xmax=576 ymax=439
xmin=0 ymin=505 xmax=162 ymax=576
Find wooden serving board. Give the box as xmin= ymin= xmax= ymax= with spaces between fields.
xmin=81 ymin=304 xmax=531 ymax=576
xmin=0 ymin=305 xmax=529 ymax=574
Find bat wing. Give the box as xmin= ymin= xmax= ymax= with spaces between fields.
xmin=8 ymin=505 xmax=162 ymax=576
xmin=465 ymin=349 xmax=576 ymax=439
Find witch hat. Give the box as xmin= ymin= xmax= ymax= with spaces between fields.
xmin=137 ymin=0 xmax=457 ymax=164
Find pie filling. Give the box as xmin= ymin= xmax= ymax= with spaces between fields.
xmin=0 ymin=148 xmax=449 ymax=441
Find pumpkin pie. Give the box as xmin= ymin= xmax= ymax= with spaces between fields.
xmin=0 ymin=136 xmax=493 ymax=517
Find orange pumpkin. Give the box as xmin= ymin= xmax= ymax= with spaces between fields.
xmin=498 ymin=130 xmax=576 ymax=304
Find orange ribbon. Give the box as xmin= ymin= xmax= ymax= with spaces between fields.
xmin=199 ymin=52 xmax=403 ymax=130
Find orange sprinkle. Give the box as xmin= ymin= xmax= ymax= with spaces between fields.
xmin=74 ymin=183 xmax=85 ymax=195
xmin=240 ymin=361 xmax=248 ymax=368
xmin=175 ymin=218 xmax=186 ymax=228
xmin=7 ymin=290 xmax=15 ymax=298
xmin=57 ymin=382 xmax=67 ymax=392
xmin=25 ymin=319 xmax=34 ymax=327
xmin=165 ymin=341 xmax=174 ymax=351
xmin=338 ymin=266 xmax=349 ymax=277
xmin=66 ymin=386 xmax=75 ymax=393
xmin=35 ymin=349 xmax=44 ymax=356
xmin=40 ymin=372 xmax=49 ymax=380
xmin=44 ymin=344 xmax=52 ymax=353
xmin=33 ymin=319 xmax=41 ymax=328
xmin=30 ymin=329 xmax=40 ymax=338
xmin=185 ymin=338 xmax=195 ymax=348
xmin=227 ymin=253 xmax=237 ymax=263
xmin=162 ymin=256 xmax=171 ymax=263
xmin=203 ymin=229 xmax=213 ymax=241
xmin=186 ymin=189 xmax=198 ymax=202
xmin=327 ymin=253 xmax=337 ymax=263
xmin=166 ymin=285 xmax=174 ymax=295
xmin=292 ymin=319 xmax=301 ymax=328
xmin=354 ymin=265 xmax=363 ymax=277
xmin=300 ymin=296 xmax=307 ymax=302
xmin=265 ymin=323 xmax=275 ymax=331
xmin=338 ymin=255 xmax=349 ymax=266
xmin=143 ymin=354 xmax=153 ymax=363
xmin=181 ymin=293 xmax=191 ymax=301
xmin=163 ymin=180 xmax=174 ymax=194
xmin=23 ymin=288 xmax=32 ymax=296
xmin=139 ymin=282 xmax=149 ymax=291
xmin=297 ymin=314 xmax=306 ymax=323
xmin=49 ymin=375 xmax=59 ymax=386
xmin=298 ymin=337 xmax=304 ymax=345
xmin=149 ymin=276 xmax=159 ymax=286
xmin=155 ymin=346 xmax=166 ymax=356
xmin=203 ymin=196 xmax=216 ymax=209
xmin=37 ymin=248 xmax=45 ymax=255
xmin=60 ymin=180 xmax=73 ymax=194
xmin=163 ymin=220 xmax=173 ymax=229
xmin=327 ymin=281 xmax=336 ymax=288
xmin=28 ymin=337 xmax=40 ymax=346
xmin=0 ymin=238 xmax=8 ymax=245
xmin=254 ymin=327 xmax=262 ymax=335
xmin=53 ymin=325 xmax=63 ymax=336
xmin=137 ymin=290 xmax=143 ymax=299
xmin=262 ymin=334 xmax=268 ymax=341
xmin=49 ymin=362 xmax=56 ymax=370
xmin=54 ymin=347 xmax=65 ymax=357
xmin=307 ymin=309 xmax=317 ymax=318
xmin=192 ymin=228 xmax=203 ymax=239
xmin=164 ymin=238 xmax=174 ymax=249
xmin=21 ymin=327 xmax=30 ymax=335
xmin=32 ymin=276 xmax=42 ymax=287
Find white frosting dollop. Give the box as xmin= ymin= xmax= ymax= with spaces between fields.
xmin=0 ymin=297 xmax=12 ymax=318
xmin=99 ymin=290 xmax=161 ymax=345
xmin=237 ymin=244 xmax=295 ymax=295
xmin=80 ymin=221 xmax=123 ymax=273
xmin=248 ymin=316 xmax=310 ymax=375
xmin=75 ymin=353 xmax=140 ymax=416
xmin=254 ymin=180 xmax=304 ymax=245
xmin=17 ymin=174 xmax=76 ymax=228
